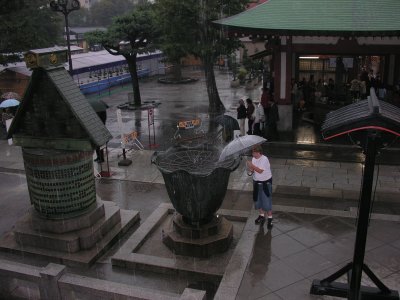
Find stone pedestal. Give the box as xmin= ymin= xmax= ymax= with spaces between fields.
xmin=0 ymin=201 xmax=140 ymax=267
xmin=163 ymin=214 xmax=233 ymax=258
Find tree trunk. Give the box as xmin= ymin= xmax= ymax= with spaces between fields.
xmin=127 ymin=55 xmax=141 ymax=107
xmin=199 ymin=0 xmax=225 ymax=114
xmin=172 ymin=63 xmax=182 ymax=81
xmin=203 ymin=55 xmax=225 ymax=114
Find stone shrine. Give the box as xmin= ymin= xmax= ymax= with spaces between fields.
xmin=0 ymin=47 xmax=139 ymax=267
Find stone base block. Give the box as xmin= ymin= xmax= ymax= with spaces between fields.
xmin=163 ymin=216 xmax=233 ymax=258
xmin=0 ymin=201 xmax=140 ymax=267
xmin=31 ymin=202 xmax=106 ymax=234
xmin=13 ymin=202 xmax=121 ymax=253
xmin=173 ymin=215 xmax=222 ymax=239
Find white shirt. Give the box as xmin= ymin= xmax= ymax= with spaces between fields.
xmin=252 ymin=155 xmax=272 ymax=181
xmin=254 ymin=104 xmax=265 ymax=123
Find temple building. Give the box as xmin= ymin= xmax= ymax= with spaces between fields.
xmin=215 ymin=0 xmax=400 ymax=131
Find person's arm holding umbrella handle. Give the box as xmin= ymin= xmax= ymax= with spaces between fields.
xmin=247 ymin=160 xmax=264 ymax=174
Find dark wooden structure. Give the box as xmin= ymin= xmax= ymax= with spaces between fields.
xmin=310 ymin=89 xmax=400 ymax=300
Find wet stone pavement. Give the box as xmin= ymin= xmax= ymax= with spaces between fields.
xmin=1 ymin=172 xmax=400 ymax=299
xmin=0 ymin=68 xmax=400 ymax=299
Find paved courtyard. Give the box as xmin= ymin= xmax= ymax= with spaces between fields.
xmin=0 ymin=69 xmax=399 ymax=299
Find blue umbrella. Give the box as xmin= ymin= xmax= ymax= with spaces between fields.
xmin=0 ymin=98 xmax=20 ymax=108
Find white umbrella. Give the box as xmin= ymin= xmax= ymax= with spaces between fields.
xmin=0 ymin=98 xmax=20 ymax=108
xmin=218 ymin=135 xmax=266 ymax=162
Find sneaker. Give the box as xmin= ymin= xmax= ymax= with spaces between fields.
xmin=255 ymin=215 xmax=265 ymax=225
xmin=267 ymin=218 xmax=273 ymax=229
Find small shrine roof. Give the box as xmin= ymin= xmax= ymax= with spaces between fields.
xmin=28 ymin=47 xmax=67 ymax=54
xmin=47 ymin=67 xmax=112 ymax=146
xmin=8 ymin=67 xmax=112 ymax=150
xmin=215 ymin=0 xmax=400 ymax=36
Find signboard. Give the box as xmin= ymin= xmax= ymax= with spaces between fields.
xmin=122 ymin=131 xmax=138 ymax=144
xmin=177 ymin=118 xmax=201 ymax=129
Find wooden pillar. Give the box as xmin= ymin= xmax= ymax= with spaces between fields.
xmin=274 ymin=36 xmax=293 ymax=131
xmin=286 ymin=37 xmax=293 ymax=105
xmin=273 ymin=44 xmax=281 ymax=101
xmin=387 ymin=54 xmax=396 ymax=87
xmin=394 ymin=55 xmax=400 ymax=85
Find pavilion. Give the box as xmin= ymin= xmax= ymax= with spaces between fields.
xmin=215 ymin=0 xmax=400 ymax=131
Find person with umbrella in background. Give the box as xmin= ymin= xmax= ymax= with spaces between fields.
xmin=253 ymin=101 xmax=265 ymax=136
xmin=0 ymin=99 xmax=20 ymax=137
xmin=266 ymin=98 xmax=279 ymax=141
xmin=246 ymin=144 xmax=273 ymax=228
xmin=1 ymin=108 xmax=14 ymax=127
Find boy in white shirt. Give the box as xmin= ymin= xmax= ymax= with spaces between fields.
xmin=246 ymin=145 xmax=273 ymax=228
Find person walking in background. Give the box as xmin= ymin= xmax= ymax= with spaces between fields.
xmin=267 ymin=98 xmax=279 ymax=141
xmin=247 ymin=145 xmax=273 ymax=229
xmin=350 ymin=76 xmax=361 ymax=101
xmin=94 ymin=100 xmax=109 ymax=163
xmin=236 ymin=98 xmax=247 ymax=136
xmin=246 ymin=98 xmax=255 ymax=135
xmin=1 ymin=108 xmax=14 ymax=128
xmin=260 ymin=87 xmax=271 ymax=119
xmin=315 ymin=79 xmax=323 ymax=103
xmin=291 ymin=79 xmax=299 ymax=109
xmin=253 ymin=101 xmax=265 ymax=136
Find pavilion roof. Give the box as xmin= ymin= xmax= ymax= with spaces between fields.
xmin=8 ymin=67 xmax=112 ymax=150
xmin=214 ymin=0 xmax=400 ymax=36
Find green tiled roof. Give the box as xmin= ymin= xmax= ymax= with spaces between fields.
xmin=47 ymin=68 xmax=112 ymax=147
xmin=215 ymin=0 xmax=400 ymax=35
xmin=8 ymin=67 xmax=112 ymax=150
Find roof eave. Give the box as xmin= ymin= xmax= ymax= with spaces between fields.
xmin=215 ymin=23 xmax=400 ymax=38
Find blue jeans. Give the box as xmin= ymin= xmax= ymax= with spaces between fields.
xmin=254 ymin=181 xmax=272 ymax=211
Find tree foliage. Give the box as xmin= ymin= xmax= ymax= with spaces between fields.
xmin=68 ymin=6 xmax=90 ymax=27
xmin=154 ymin=0 xmax=249 ymax=113
xmin=85 ymin=3 xmax=159 ymax=107
xmin=0 ymin=0 xmax=62 ymax=65
xmin=89 ymin=0 xmax=135 ymax=27
xmin=154 ymin=0 xmax=196 ymax=81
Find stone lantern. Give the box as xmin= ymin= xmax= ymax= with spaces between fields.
xmin=0 ymin=47 xmax=139 ymax=266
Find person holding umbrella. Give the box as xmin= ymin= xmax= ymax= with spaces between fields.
xmin=1 ymin=108 xmax=14 ymax=127
xmin=0 ymin=98 xmax=19 ymax=131
xmin=246 ymin=144 xmax=273 ymax=228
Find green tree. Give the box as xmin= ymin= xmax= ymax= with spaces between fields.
xmin=154 ymin=0 xmax=248 ymax=113
xmin=85 ymin=3 xmax=159 ymax=107
xmin=89 ymin=0 xmax=135 ymax=26
xmin=0 ymin=0 xmax=62 ymax=65
xmin=154 ymin=0 xmax=196 ymax=81
xmin=195 ymin=0 xmax=249 ymax=112
xmin=69 ymin=7 xmax=90 ymax=27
